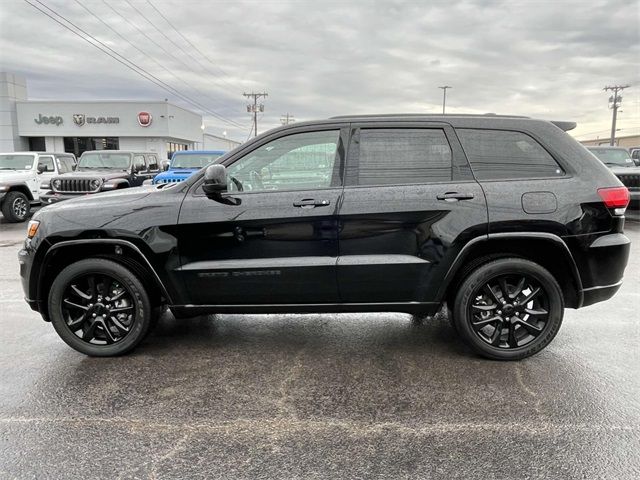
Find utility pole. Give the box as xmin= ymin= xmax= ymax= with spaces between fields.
xmin=438 ymin=86 xmax=452 ymax=114
xmin=280 ymin=113 xmax=295 ymax=125
xmin=603 ymin=85 xmax=629 ymax=146
xmin=243 ymin=91 xmax=268 ymax=137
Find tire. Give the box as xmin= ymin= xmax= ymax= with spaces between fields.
xmin=452 ymin=258 xmax=564 ymax=360
xmin=1 ymin=191 xmax=30 ymax=223
xmin=48 ymin=258 xmax=153 ymax=356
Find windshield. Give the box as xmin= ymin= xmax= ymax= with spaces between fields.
xmin=171 ymin=153 xmax=223 ymax=169
xmin=77 ymin=152 xmax=131 ymax=170
xmin=0 ymin=154 xmax=35 ymax=171
xmin=588 ymin=148 xmax=634 ymax=167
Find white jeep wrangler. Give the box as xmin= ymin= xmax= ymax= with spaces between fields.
xmin=0 ymin=152 xmax=76 ymax=222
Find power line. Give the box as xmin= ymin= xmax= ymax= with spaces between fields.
xmin=121 ymin=0 xmax=238 ymax=96
xmin=145 ymin=0 xmax=238 ymax=90
xmin=24 ymin=0 xmax=244 ymax=128
xmin=73 ymin=0 xmax=231 ymax=116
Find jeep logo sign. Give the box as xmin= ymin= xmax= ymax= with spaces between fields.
xmin=34 ymin=114 xmax=63 ymax=126
xmin=138 ymin=111 xmax=152 ymax=127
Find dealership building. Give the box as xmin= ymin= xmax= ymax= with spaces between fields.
xmin=1 ymin=72 xmax=240 ymax=159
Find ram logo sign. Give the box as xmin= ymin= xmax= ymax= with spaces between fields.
xmin=73 ymin=114 xmax=85 ymax=127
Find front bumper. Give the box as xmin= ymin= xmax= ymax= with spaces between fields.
xmin=39 ymin=191 xmax=86 ymax=204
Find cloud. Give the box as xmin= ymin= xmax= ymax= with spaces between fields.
xmin=0 ymin=0 xmax=638 ymax=141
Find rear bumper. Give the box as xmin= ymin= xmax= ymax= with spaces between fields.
xmin=576 ymin=232 xmax=630 ymax=307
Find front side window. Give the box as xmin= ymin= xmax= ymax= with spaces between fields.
xmin=78 ymin=153 xmax=131 ymax=170
xmin=457 ymin=129 xmax=565 ymax=180
xmin=38 ymin=156 xmax=55 ymax=172
xmin=56 ymin=156 xmax=75 ymax=173
xmin=147 ymin=155 xmax=159 ymax=170
xmin=347 ymin=128 xmax=452 ymax=186
xmin=226 ymin=130 xmax=340 ymax=192
xmin=133 ymin=155 xmax=147 ymax=172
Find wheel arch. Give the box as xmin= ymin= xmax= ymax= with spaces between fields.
xmin=5 ymin=183 xmax=34 ymax=201
xmin=37 ymin=239 xmax=172 ymax=321
xmin=439 ymin=233 xmax=583 ymax=309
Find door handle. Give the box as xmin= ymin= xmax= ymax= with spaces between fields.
xmin=436 ymin=192 xmax=475 ymax=202
xmin=293 ymin=199 xmax=331 ymax=208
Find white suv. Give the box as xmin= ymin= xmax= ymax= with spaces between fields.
xmin=0 ymin=152 xmax=76 ymax=222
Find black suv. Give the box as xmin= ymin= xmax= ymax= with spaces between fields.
xmin=39 ymin=150 xmax=161 ymax=204
xmin=19 ymin=115 xmax=631 ymax=360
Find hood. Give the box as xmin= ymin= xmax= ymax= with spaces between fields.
xmin=154 ymin=169 xmax=197 ymax=180
xmin=55 ymin=170 xmax=129 ymax=181
xmin=0 ymin=170 xmax=34 ymax=183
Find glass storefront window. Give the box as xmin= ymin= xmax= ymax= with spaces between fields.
xmin=63 ymin=137 xmax=119 ymax=157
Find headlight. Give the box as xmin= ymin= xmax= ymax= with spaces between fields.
xmin=52 ymin=179 xmax=61 ymax=190
xmin=90 ymin=179 xmax=102 ymax=190
xmin=27 ymin=220 xmax=40 ymax=239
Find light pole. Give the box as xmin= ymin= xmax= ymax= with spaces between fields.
xmin=200 ymin=123 xmax=205 ymax=149
xmin=438 ymin=86 xmax=452 ymax=114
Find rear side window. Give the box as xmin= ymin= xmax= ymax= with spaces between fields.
xmin=147 ymin=154 xmax=159 ymax=170
xmin=457 ymin=129 xmax=564 ymax=180
xmin=348 ymin=128 xmax=452 ymax=186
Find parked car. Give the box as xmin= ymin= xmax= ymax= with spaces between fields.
xmin=0 ymin=151 xmax=75 ymax=222
xmin=587 ymin=146 xmax=639 ymax=206
xmin=20 ymin=115 xmax=631 ymax=359
xmin=629 ymin=147 xmax=640 ymax=165
xmin=151 ymin=150 xmax=226 ymax=184
xmin=40 ymin=150 xmax=161 ymax=204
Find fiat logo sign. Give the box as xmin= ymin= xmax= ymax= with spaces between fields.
xmin=137 ymin=111 xmax=152 ymax=127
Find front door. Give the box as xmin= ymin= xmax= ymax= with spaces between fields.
xmin=337 ymin=123 xmax=488 ymax=304
xmin=176 ymin=126 xmax=348 ymax=306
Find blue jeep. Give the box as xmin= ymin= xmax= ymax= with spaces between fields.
xmin=152 ymin=150 xmax=226 ymax=184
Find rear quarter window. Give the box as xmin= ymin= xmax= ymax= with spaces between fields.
xmin=457 ymin=129 xmax=565 ymax=180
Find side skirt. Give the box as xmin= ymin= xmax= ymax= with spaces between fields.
xmin=169 ymin=301 xmax=440 ymax=317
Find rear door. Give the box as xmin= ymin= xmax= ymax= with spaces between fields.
xmin=176 ymin=125 xmax=349 ymax=306
xmin=337 ymin=122 xmax=488 ymax=304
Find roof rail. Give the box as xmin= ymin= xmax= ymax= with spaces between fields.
xmin=329 ymin=113 xmax=530 ymax=119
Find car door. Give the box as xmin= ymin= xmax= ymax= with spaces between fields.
xmin=336 ymin=122 xmax=488 ymax=304
xmin=35 ymin=154 xmax=57 ymax=200
xmin=175 ymin=125 xmax=349 ymax=306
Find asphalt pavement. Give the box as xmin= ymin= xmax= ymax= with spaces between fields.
xmin=0 ymin=209 xmax=639 ymax=479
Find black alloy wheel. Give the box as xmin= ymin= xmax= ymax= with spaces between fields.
xmin=49 ymin=258 xmax=152 ymax=356
xmin=61 ymin=273 xmax=135 ymax=345
xmin=453 ymin=258 xmax=564 ymax=360
xmin=469 ymin=274 xmax=549 ymax=349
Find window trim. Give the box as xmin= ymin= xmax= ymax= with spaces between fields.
xmin=454 ymin=127 xmax=570 ymax=182
xmin=344 ymin=124 xmax=463 ymax=188
xmin=191 ymin=124 xmax=350 ymax=197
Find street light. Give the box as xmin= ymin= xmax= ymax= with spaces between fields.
xmin=200 ymin=123 xmax=205 ymax=150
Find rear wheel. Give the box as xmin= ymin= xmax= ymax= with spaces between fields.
xmin=48 ymin=258 xmax=153 ymax=356
xmin=453 ymin=258 xmax=564 ymax=360
xmin=1 ymin=191 xmax=30 ymax=222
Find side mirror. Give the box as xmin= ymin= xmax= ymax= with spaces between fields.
xmin=37 ymin=164 xmax=46 ymax=174
xmin=162 ymin=161 xmax=170 ymax=171
xmin=203 ymin=164 xmax=228 ymax=197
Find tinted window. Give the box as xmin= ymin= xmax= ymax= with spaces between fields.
xmin=226 ymin=130 xmax=340 ymax=192
xmin=457 ymin=129 xmax=564 ymax=180
xmin=38 ymin=156 xmax=55 ymax=172
xmin=147 ymin=155 xmax=159 ymax=170
xmin=348 ymin=129 xmax=452 ymax=186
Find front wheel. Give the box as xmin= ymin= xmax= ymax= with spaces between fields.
xmin=1 ymin=191 xmax=30 ymax=222
xmin=48 ymin=258 xmax=153 ymax=356
xmin=453 ymin=258 xmax=564 ymax=360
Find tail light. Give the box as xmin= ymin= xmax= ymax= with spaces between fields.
xmin=598 ymin=187 xmax=630 ymax=214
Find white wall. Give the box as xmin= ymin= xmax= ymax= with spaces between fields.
xmin=0 ymin=72 xmax=28 ymax=152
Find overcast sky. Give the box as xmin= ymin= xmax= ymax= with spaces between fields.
xmin=0 ymin=0 xmax=638 ymax=142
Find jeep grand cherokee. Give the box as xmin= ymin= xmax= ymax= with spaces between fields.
xmin=19 ymin=115 xmax=631 ymax=360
